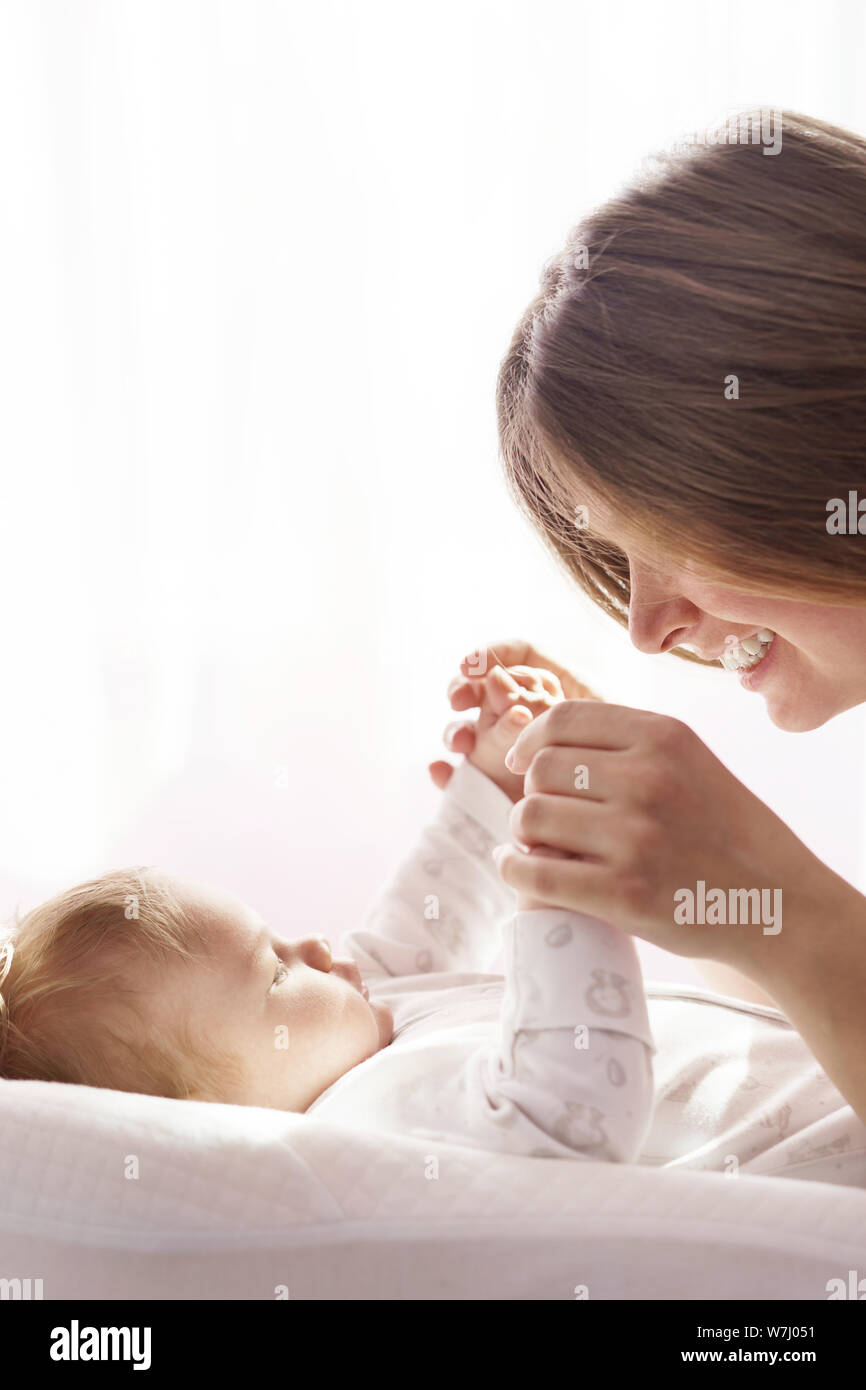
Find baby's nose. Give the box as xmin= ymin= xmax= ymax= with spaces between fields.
xmin=301 ymin=935 xmax=332 ymax=968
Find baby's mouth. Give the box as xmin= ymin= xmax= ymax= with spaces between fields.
xmin=719 ymin=628 xmax=776 ymax=673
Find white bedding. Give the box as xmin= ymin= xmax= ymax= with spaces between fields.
xmin=1 ymin=1069 xmax=865 ymax=1300
xmin=5 ymin=976 xmax=864 ymax=1300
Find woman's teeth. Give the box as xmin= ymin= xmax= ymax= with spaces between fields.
xmin=719 ymin=628 xmax=775 ymax=672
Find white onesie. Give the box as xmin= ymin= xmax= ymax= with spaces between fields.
xmin=308 ymin=758 xmax=655 ymax=1162
xmin=309 ymin=759 xmax=866 ymax=1186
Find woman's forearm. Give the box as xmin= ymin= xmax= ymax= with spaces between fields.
xmin=692 ymin=958 xmax=781 ymax=1010
xmin=734 ymin=866 xmax=866 ymax=1125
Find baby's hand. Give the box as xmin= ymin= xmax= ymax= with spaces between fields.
xmin=433 ymin=659 xmax=565 ymax=803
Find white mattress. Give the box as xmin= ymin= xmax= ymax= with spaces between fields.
xmin=2 ymin=1068 xmax=865 ymax=1300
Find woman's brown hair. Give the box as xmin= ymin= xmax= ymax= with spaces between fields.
xmin=496 ymin=109 xmax=866 ymax=665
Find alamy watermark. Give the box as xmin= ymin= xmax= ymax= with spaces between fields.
xmin=50 ymin=1320 xmax=151 ymax=1370
xmin=826 ymin=491 xmax=866 ymax=534
xmin=674 ymin=109 xmax=782 ymax=157
xmin=0 ymin=1276 xmax=43 ymax=1299
xmin=674 ymin=880 xmax=782 ymax=935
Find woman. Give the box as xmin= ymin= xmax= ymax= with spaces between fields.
xmin=432 ymin=110 xmax=866 ymax=1138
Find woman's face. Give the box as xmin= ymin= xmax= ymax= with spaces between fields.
xmin=585 ymin=496 xmax=866 ymax=731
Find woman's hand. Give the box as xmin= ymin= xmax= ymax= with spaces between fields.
xmin=493 ymin=700 xmax=837 ymax=978
xmin=429 ymin=640 xmax=602 ymax=791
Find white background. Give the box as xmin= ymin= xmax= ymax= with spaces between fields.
xmin=0 ymin=0 xmax=864 ymax=986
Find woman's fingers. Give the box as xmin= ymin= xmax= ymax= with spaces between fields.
xmin=505 ymin=700 xmax=645 ymax=773
xmin=509 ymin=792 xmax=614 ymax=857
xmin=522 ymin=744 xmax=610 ymax=800
xmin=515 ymin=845 xmax=577 ymax=910
xmin=492 ymin=842 xmax=610 ymax=915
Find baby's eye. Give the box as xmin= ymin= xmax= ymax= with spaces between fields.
xmin=271 ymin=959 xmax=289 ymax=989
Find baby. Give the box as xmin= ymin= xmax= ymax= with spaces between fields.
xmin=0 ymin=658 xmax=655 ymax=1162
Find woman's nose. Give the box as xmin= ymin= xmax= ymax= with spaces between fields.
xmin=628 ymin=598 xmax=695 ymax=655
xmin=627 ymin=565 xmax=698 ymax=655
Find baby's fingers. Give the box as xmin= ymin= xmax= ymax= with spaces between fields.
xmin=508 ymin=665 xmax=564 ymax=700
xmin=447 ymin=675 xmax=484 ymax=712
xmin=428 ymin=760 xmax=454 ymax=790
xmin=482 ymin=664 xmax=527 ymax=716
xmin=490 ymin=702 xmax=534 ymax=743
xmin=443 ymin=720 xmax=477 ymax=755
xmin=447 ymin=664 xmax=525 ymax=717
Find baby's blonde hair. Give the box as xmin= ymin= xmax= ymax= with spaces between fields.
xmin=0 ymin=867 xmax=245 ymax=1102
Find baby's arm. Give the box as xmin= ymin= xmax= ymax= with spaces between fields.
xmin=341 ymin=661 xmax=561 ymax=981
xmin=461 ymin=906 xmax=656 ymax=1163
xmin=340 ymin=756 xmax=518 ymax=981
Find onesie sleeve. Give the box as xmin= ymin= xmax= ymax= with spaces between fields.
xmin=457 ymin=908 xmax=656 ymax=1163
xmin=339 ymin=758 xmax=517 ymax=979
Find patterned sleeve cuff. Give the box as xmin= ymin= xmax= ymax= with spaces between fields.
xmin=441 ymin=758 xmax=516 ymax=846
xmin=503 ymin=909 xmax=656 ymax=1053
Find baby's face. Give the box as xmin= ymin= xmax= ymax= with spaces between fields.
xmin=149 ymin=873 xmax=393 ymax=1111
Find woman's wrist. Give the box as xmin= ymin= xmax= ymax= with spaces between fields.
xmin=724 ymin=853 xmax=862 ymax=998
xmin=732 ymin=866 xmax=866 ymax=1125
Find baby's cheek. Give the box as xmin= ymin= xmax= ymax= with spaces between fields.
xmin=323 ymin=977 xmax=377 ymax=1040
xmin=366 ymin=997 xmax=393 ymax=1052
xmin=336 ymin=983 xmax=389 ymax=1056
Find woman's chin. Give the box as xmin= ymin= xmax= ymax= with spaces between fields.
xmin=763 ymin=690 xmax=835 ymax=733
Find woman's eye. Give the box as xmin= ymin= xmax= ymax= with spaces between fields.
xmin=271 ymin=959 xmax=289 ymax=989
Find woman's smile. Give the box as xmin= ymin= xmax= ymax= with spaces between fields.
xmin=736 ymin=631 xmax=781 ymax=692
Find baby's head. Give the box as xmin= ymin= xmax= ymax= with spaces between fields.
xmin=0 ymin=868 xmax=393 ymax=1111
